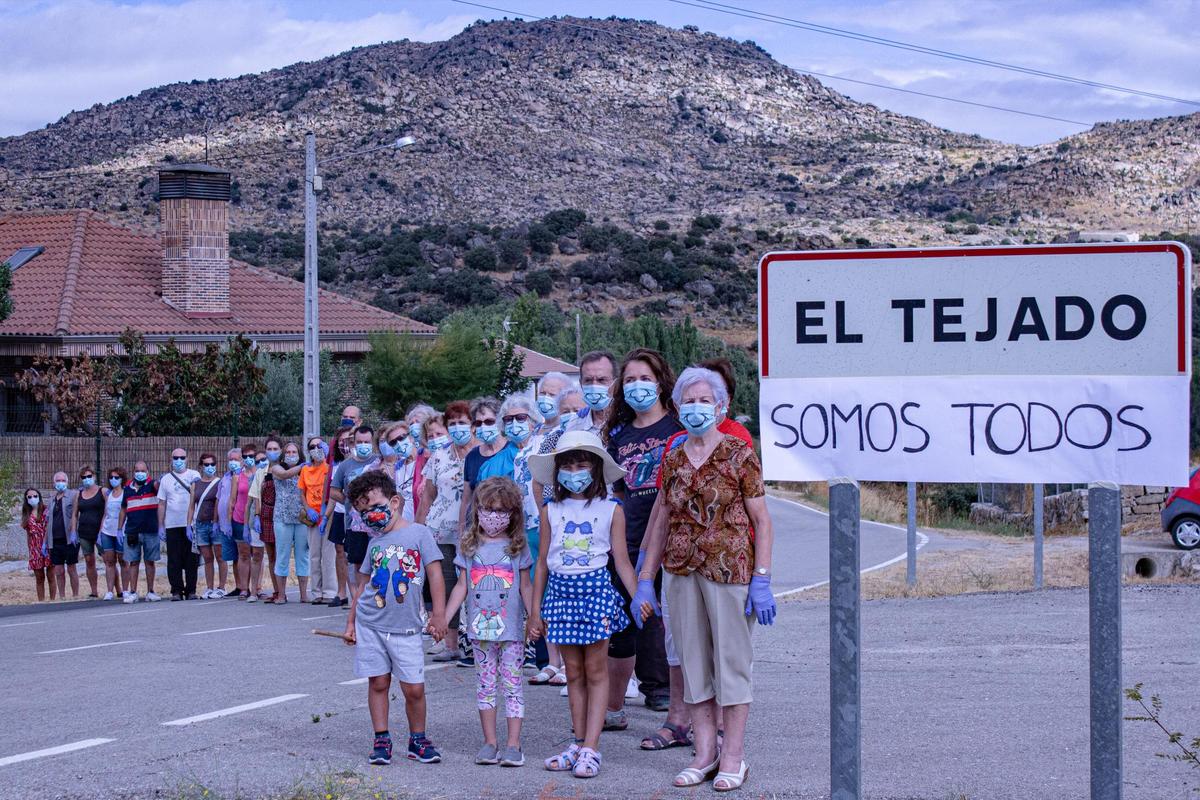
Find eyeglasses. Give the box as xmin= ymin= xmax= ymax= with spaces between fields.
xmin=81 ymin=474 xmax=94 ymax=480
xmin=201 ymin=462 xmax=216 ymax=468
xmin=473 ymin=418 xmax=497 ymax=427
xmin=387 ymin=436 xmax=406 ymax=447
xmin=501 ymin=414 xmax=530 ymax=424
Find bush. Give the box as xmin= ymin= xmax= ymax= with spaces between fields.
xmin=440 ymin=269 xmax=497 ymax=307
xmin=527 ymin=222 xmax=554 ymax=255
xmin=463 ymin=246 xmax=497 ymax=271
xmin=930 ymin=484 xmax=977 ymax=518
xmin=525 ymin=269 xmax=554 ymax=297
xmin=653 ymin=219 xmax=670 ymax=231
xmin=497 ymin=237 xmax=526 ymax=270
xmin=542 ymin=208 xmax=586 ymax=236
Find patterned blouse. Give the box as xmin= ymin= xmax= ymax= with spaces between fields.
xmin=660 ymin=436 xmax=765 ymax=585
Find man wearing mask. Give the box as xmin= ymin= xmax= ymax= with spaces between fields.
xmin=533 ymin=372 xmax=571 ymax=434
xmin=329 ymin=426 xmax=377 ymax=591
xmin=567 ymin=350 xmax=617 ymax=436
xmin=119 ymin=461 xmax=161 ymax=603
xmin=158 ymin=448 xmax=201 ymax=601
xmin=47 ymin=471 xmax=80 ymax=599
xmin=340 ymin=406 xmax=364 ymax=428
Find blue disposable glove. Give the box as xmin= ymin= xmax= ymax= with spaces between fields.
xmin=306 ymin=507 xmax=319 ymax=524
xmin=67 ymin=529 xmax=78 ymax=546
xmin=186 ymin=526 xmax=194 ymax=543
xmin=631 ymin=579 xmax=660 ymax=629
xmin=319 ymin=515 xmax=329 ymax=537
xmin=158 ymin=526 xmax=167 ymax=542
xmin=745 ymin=574 xmax=776 ymax=626
xmin=253 ymin=518 xmax=261 ymax=535
xmin=634 ymin=549 xmax=646 ymax=576
xmin=40 ymin=541 xmax=48 ymax=557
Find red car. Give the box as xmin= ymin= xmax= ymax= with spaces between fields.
xmin=1161 ymin=468 xmax=1200 ymax=550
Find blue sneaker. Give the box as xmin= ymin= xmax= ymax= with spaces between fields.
xmin=369 ymin=734 xmax=392 ymax=765
xmin=408 ymin=736 xmax=442 ymax=763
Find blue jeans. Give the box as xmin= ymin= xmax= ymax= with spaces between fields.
xmin=273 ymin=521 xmax=310 ymax=578
xmin=222 ymin=521 xmax=244 ymax=562
xmin=99 ymin=534 xmax=123 ymax=555
xmin=194 ymin=521 xmax=219 ymax=546
xmin=124 ymin=531 xmax=161 ymax=563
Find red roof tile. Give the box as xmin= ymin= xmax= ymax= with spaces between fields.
xmin=513 ymin=345 xmax=579 ymax=378
xmin=0 ymin=210 xmax=433 ymax=338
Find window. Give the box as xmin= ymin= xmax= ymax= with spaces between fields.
xmin=4 ymin=246 xmax=44 ymax=270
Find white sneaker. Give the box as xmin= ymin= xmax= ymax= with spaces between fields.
xmin=246 ymin=593 xmax=257 ymax=603
xmin=122 ymin=592 xmax=137 ymax=604
xmin=102 ymin=591 xmax=115 ymax=601
xmin=212 ymin=588 xmax=226 ymax=599
xmin=427 ymin=639 xmax=447 ymax=656
xmin=145 ymin=592 xmax=162 ymax=602
xmin=625 ymin=677 xmax=640 ymax=700
xmin=201 ymin=589 xmax=213 ymax=599
xmin=560 ymin=684 xmax=570 ymax=697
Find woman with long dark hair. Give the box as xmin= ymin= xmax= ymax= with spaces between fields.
xmin=21 ymin=488 xmax=53 ymax=602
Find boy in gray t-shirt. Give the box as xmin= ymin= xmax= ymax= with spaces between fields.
xmin=343 ymin=470 xmax=446 ymax=766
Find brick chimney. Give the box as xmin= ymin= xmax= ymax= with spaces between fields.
xmin=158 ymin=164 xmax=232 ymax=316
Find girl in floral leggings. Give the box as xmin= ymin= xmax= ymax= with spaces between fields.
xmin=444 ymin=477 xmax=534 ymax=767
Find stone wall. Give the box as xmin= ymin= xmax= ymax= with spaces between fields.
xmin=1122 ymin=485 xmax=1169 ymax=533
xmin=969 ymin=486 xmax=1168 ymax=534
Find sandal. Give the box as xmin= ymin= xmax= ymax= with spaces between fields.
xmin=572 ymin=747 xmax=602 ymax=779
xmin=602 ymin=710 xmax=627 ymax=731
xmin=713 ymin=761 xmax=749 ymax=792
xmin=673 ymin=757 xmax=720 ymax=787
xmin=641 ymin=721 xmax=692 ymax=751
xmin=529 ymin=664 xmax=561 ymax=685
xmin=549 ymin=667 xmax=568 ymax=686
xmin=544 ymin=742 xmax=581 ymax=772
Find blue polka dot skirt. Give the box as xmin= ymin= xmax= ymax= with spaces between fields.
xmin=543 ymin=567 xmax=631 ymax=646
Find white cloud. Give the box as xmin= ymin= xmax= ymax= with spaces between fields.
xmin=0 ymin=0 xmax=474 ymax=137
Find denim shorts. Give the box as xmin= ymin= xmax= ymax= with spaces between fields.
xmin=124 ymin=532 xmax=161 ymax=563
xmin=222 ymin=521 xmax=244 ymax=562
xmin=194 ymin=521 xmax=219 ymax=547
xmin=99 ymin=534 xmax=123 ymax=555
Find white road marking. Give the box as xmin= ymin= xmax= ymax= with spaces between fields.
xmin=0 ymin=738 xmax=115 ymax=767
xmin=338 ymin=662 xmax=454 ymax=686
xmin=767 ymin=494 xmax=930 ymax=599
xmin=181 ymin=625 xmax=263 ymax=636
xmin=93 ymin=609 xmax=159 ymax=618
xmin=37 ymin=640 xmax=139 ymax=654
xmin=302 ymin=614 xmax=342 ymax=621
xmin=161 ymin=694 xmax=308 ymax=726
xmin=0 ymin=620 xmax=46 ymax=629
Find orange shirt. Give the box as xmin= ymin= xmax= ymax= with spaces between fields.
xmin=297 ymin=462 xmax=330 ymax=513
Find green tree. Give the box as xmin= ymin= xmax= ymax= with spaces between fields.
xmin=0 ymin=261 xmax=12 ymax=322
xmin=366 ymin=323 xmax=506 ymax=417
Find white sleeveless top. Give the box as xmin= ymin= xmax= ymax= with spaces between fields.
xmin=546 ymin=497 xmax=617 ymax=577
xmin=100 ymin=490 xmax=123 ymax=536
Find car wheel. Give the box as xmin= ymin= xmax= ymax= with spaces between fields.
xmin=1170 ymin=517 xmax=1200 ymax=550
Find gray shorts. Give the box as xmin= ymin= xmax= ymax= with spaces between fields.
xmin=354 ymin=622 xmax=425 ymax=684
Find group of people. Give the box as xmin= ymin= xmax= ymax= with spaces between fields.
xmin=19 ymin=347 xmax=777 ymax=792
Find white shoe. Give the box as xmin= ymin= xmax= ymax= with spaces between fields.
xmin=560 ymin=684 xmax=570 ymax=697
xmin=625 ymin=677 xmax=640 ymax=700
xmin=212 ymin=588 xmax=226 ymax=598
xmin=145 ymin=592 xmax=161 ymax=602
xmin=102 ymin=591 xmax=115 ymax=601
xmin=246 ymin=593 xmax=258 ymax=603
xmin=122 ymin=592 xmax=137 ymax=604
xmin=201 ymin=589 xmax=213 ymax=599
xmin=426 ymin=639 xmax=447 ymax=656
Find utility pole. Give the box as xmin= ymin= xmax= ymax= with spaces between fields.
xmin=575 ymin=313 xmax=582 ymax=365
xmin=303 ymin=131 xmax=321 ymax=441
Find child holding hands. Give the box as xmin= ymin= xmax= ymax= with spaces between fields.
xmin=527 ymin=431 xmax=638 ymax=779
xmin=343 ymin=469 xmax=446 ymax=766
xmin=444 ymin=477 xmax=534 ymax=767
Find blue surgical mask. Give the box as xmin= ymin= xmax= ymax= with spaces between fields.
xmin=410 ymin=422 xmax=423 ymax=442
xmin=475 ymin=424 xmax=499 ymax=444
xmin=354 ymin=443 xmax=373 ymax=459
xmin=226 ymin=461 xmax=240 ymax=474
xmin=394 ymin=439 xmax=413 ymax=459
xmin=81 ymin=477 xmax=95 ymax=488
xmin=557 ymin=468 xmax=593 ymax=494
xmin=448 ymin=424 xmax=472 ymax=446
xmin=679 ymin=402 xmax=718 ymax=436
xmin=582 ymin=384 xmax=612 ymax=411
xmin=171 ymin=457 xmax=186 ymax=472
xmin=379 ymin=440 xmax=396 ymax=457
xmin=109 ymin=477 xmax=122 ymax=488
xmin=266 ymin=450 xmax=281 ymax=462
xmin=427 ymin=435 xmax=450 ymax=451
xmin=54 ymin=481 xmax=67 ymax=492
xmin=537 ymin=394 xmax=559 ymax=418
xmin=505 ymin=420 xmax=532 ymax=443
xmin=134 ymin=471 xmax=148 ymax=483
xmin=623 ymin=380 xmax=658 ymax=412
xmin=256 ymin=460 xmax=269 ymax=469
xmin=340 ymin=417 xmax=356 ymax=427
xmin=203 ymin=464 xmax=218 ymax=476
xmin=243 ymin=456 xmax=256 ymax=468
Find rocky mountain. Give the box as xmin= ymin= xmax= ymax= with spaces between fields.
xmin=0 ymin=16 xmax=1196 ymax=334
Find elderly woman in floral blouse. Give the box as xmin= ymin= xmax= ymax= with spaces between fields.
xmin=635 ymin=365 xmax=776 ymax=793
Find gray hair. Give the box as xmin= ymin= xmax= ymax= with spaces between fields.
xmin=499 ymin=393 xmax=544 ymax=424
xmin=469 ymin=396 xmax=501 ymax=420
xmin=405 ymin=403 xmax=436 ymax=424
xmin=538 ymin=371 xmax=572 ymax=392
xmin=560 ymin=382 xmax=584 ymax=403
xmin=671 ymin=366 xmax=729 ymax=407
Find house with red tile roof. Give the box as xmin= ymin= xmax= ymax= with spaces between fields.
xmin=0 ymin=165 xmax=576 ymax=433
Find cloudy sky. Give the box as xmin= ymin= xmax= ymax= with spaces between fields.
xmin=1 ymin=0 xmax=1196 ymax=145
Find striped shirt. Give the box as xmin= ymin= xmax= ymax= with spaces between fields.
xmin=121 ymin=480 xmax=160 ymax=534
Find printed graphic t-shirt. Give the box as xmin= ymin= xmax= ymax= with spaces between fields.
xmin=454 ymin=539 xmax=533 ymax=642
xmin=606 ymin=414 xmax=682 ymax=553
xmin=356 ymin=522 xmax=442 ymax=635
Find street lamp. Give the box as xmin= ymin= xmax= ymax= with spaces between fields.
xmin=303 ymin=132 xmax=416 ymax=440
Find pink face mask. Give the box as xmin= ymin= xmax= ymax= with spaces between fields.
xmin=478 ymin=509 xmax=511 ymax=536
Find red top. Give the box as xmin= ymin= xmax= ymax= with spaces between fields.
xmin=655 ymin=418 xmax=755 ymax=489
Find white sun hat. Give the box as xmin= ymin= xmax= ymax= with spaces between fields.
xmin=528 ymin=430 xmax=624 ymax=486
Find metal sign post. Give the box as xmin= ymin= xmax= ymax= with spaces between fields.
xmin=302 ymin=131 xmax=321 ymax=442
xmin=1089 ymin=482 xmax=1123 ymax=800
xmin=1033 ymin=482 xmax=1045 ymax=589
xmin=829 ymin=478 xmax=861 ymax=800
xmin=906 ymin=480 xmax=917 ymax=586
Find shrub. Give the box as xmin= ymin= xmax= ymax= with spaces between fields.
xmin=463 ymin=246 xmax=497 ymax=271
xmin=497 ymin=237 xmax=526 ymax=270
xmin=527 ymin=222 xmax=554 ymax=255
xmin=525 ymin=269 xmax=554 ymax=297
xmin=440 ymin=269 xmax=497 ymax=307
xmin=930 ymin=484 xmax=977 ymax=517
xmin=542 ymin=208 xmax=586 ymax=236
xmin=653 ymin=220 xmax=670 ymax=231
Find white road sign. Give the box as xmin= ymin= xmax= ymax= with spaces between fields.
xmin=757 ymin=243 xmax=1192 ymax=484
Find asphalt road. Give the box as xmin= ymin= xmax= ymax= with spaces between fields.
xmin=6 ymin=501 xmax=1195 ymax=799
